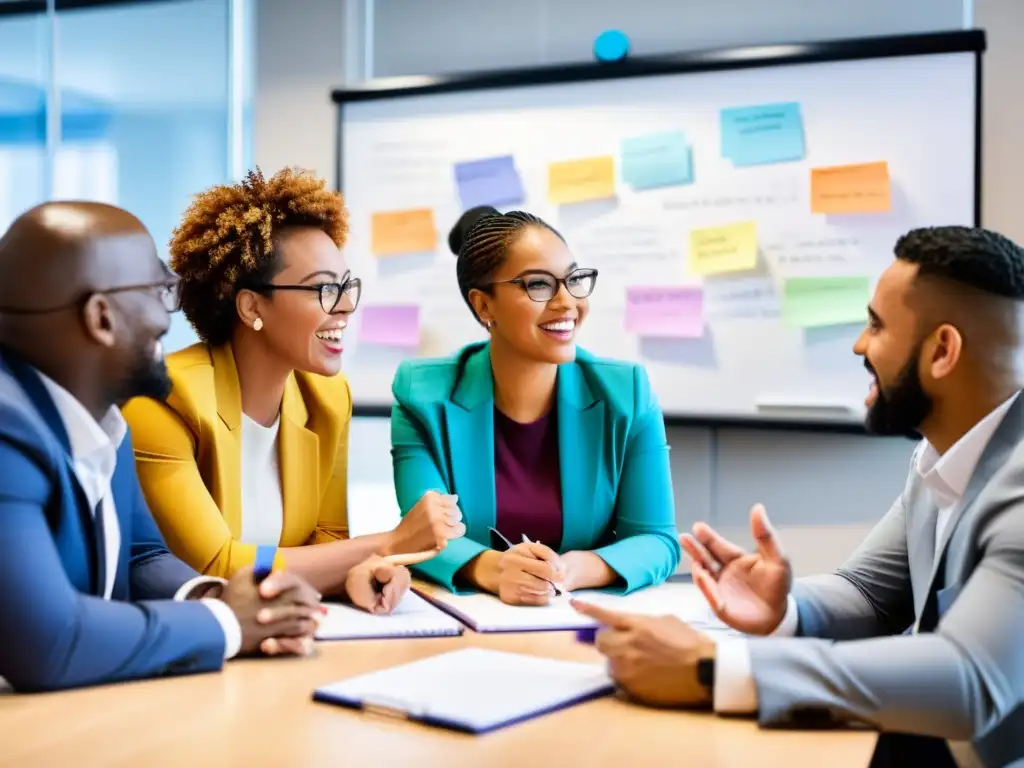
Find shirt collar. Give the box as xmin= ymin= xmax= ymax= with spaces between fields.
xmin=916 ymin=392 xmax=1019 ymax=504
xmin=35 ymin=372 xmax=127 ymax=463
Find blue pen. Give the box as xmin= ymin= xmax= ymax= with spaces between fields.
xmin=253 ymin=545 xmax=277 ymax=584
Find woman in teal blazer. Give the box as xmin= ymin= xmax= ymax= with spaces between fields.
xmin=391 ymin=206 xmax=681 ymax=604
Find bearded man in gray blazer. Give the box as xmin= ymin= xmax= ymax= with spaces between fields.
xmin=575 ymin=226 xmax=1024 ymax=768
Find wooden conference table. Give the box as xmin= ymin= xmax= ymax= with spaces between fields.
xmin=0 ymin=587 xmax=875 ymax=768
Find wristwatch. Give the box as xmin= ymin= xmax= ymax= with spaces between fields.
xmin=697 ymin=655 xmax=716 ymax=695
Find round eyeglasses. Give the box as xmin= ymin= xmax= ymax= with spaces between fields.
xmin=254 ymin=274 xmax=362 ymax=314
xmin=486 ymin=268 xmax=598 ymax=303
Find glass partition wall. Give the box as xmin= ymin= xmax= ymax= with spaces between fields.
xmin=0 ymin=0 xmax=254 ymax=351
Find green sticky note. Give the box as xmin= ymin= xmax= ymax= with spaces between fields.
xmin=782 ymin=276 xmax=870 ymax=328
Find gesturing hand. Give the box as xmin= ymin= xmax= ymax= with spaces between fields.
xmin=496 ymin=542 xmax=565 ymax=606
xmin=680 ymin=503 xmax=793 ymax=636
xmin=345 ymin=555 xmax=412 ymax=615
xmin=386 ymin=490 xmax=466 ymax=556
xmin=219 ymin=568 xmax=322 ymax=656
xmin=571 ymin=601 xmax=715 ymax=709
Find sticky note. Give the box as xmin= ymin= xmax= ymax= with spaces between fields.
xmin=620 ymin=131 xmax=693 ymax=190
xmin=782 ymin=277 xmax=870 ymax=328
xmin=370 ymin=209 xmax=437 ymax=257
xmin=359 ymin=304 xmax=421 ymax=347
xmin=625 ymin=286 xmax=704 ymax=338
xmin=454 ymin=155 xmax=525 ymax=210
xmin=688 ymin=221 xmax=758 ymax=276
xmin=810 ymin=161 xmax=891 ymax=215
xmin=547 ymin=156 xmax=615 ymax=205
xmin=720 ymin=102 xmax=804 ymax=166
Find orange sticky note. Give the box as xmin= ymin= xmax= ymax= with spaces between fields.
xmin=548 ymin=156 xmax=615 ymax=204
xmin=370 ymin=209 xmax=437 ymax=257
xmin=810 ymin=161 xmax=891 ymax=215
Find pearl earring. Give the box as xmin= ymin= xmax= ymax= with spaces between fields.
xmin=485 ymin=320 xmax=494 ymax=329
xmin=253 ymin=318 xmax=263 ymax=332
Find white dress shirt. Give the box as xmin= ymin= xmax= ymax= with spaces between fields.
xmin=37 ymin=373 xmax=241 ymax=660
xmin=240 ymin=413 xmax=284 ymax=546
xmin=713 ymin=393 xmax=1020 ymax=714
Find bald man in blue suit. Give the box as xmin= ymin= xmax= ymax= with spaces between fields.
xmin=0 ymin=201 xmax=320 ymax=692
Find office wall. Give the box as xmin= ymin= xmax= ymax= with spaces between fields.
xmin=255 ymin=0 xmax=980 ymax=574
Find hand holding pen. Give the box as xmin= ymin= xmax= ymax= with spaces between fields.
xmin=488 ymin=528 xmax=568 ymax=606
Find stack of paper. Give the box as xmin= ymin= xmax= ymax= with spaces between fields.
xmin=417 ymin=582 xmax=740 ymax=637
xmin=316 ymin=591 xmax=464 ymax=641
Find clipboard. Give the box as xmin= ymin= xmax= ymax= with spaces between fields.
xmin=312 ymin=648 xmax=613 ymax=734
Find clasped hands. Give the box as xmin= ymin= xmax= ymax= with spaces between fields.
xmin=571 ymin=503 xmax=793 ymax=708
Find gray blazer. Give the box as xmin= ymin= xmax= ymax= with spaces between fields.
xmin=747 ymin=393 xmax=1024 ymax=768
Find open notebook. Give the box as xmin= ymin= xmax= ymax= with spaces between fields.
xmin=316 ymin=591 xmax=464 ymax=641
xmin=313 ymin=648 xmax=613 ymax=734
xmin=415 ymin=581 xmax=742 ymax=635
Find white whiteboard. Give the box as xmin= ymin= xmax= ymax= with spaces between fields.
xmin=336 ymin=45 xmax=979 ymax=426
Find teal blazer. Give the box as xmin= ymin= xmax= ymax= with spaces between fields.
xmin=390 ymin=341 xmax=681 ymax=593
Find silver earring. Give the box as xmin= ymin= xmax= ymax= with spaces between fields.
xmin=485 ymin=320 xmax=494 ymax=329
xmin=253 ymin=318 xmax=263 ymax=332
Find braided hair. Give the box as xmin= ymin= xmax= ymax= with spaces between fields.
xmin=447 ymin=206 xmax=564 ymax=324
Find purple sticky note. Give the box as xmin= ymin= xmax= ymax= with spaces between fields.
xmin=625 ymin=286 xmax=704 ymax=338
xmin=454 ymin=155 xmax=525 ymax=210
xmin=359 ymin=305 xmax=420 ymax=348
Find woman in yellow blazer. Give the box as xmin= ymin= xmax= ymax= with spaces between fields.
xmin=123 ymin=168 xmax=463 ymax=609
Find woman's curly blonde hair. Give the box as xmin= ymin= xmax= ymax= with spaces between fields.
xmin=170 ymin=167 xmax=349 ymax=346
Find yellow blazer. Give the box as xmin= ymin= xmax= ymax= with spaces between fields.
xmin=122 ymin=343 xmax=352 ymax=578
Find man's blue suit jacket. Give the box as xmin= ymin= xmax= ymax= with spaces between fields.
xmin=0 ymin=350 xmax=225 ymax=692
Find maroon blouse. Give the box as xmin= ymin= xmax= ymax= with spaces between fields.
xmin=493 ymin=404 xmax=563 ymax=549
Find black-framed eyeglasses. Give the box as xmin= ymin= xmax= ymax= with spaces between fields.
xmin=252 ymin=273 xmax=362 ymax=314
xmin=0 ymin=278 xmax=182 ymax=315
xmin=485 ymin=268 xmax=598 ymax=303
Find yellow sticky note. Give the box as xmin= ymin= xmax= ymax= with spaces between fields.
xmin=370 ymin=209 xmax=437 ymax=257
xmin=547 ymin=156 xmax=615 ymax=205
xmin=688 ymin=221 xmax=758 ymax=276
xmin=810 ymin=161 xmax=891 ymax=215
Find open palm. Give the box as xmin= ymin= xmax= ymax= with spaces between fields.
xmin=680 ymin=504 xmax=793 ymax=636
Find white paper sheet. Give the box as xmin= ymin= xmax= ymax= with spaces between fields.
xmin=420 ymin=581 xmax=741 ymax=636
xmin=315 ymin=648 xmax=612 ymax=733
xmin=316 ymin=590 xmax=464 ymax=640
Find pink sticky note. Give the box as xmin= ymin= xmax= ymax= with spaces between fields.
xmin=625 ymin=286 xmax=704 ymax=338
xmin=359 ymin=304 xmax=421 ymax=347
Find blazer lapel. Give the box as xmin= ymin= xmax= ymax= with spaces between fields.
xmin=907 ymin=490 xmax=938 ymax=620
xmin=443 ymin=346 xmax=496 ymax=544
xmin=3 ymin=351 xmax=105 ymax=593
xmin=279 ymin=377 xmax=319 ymax=546
xmin=211 ymin=345 xmax=244 ymax=536
xmin=921 ymin=393 xmax=1024 ymax=612
xmin=556 ymin=361 xmax=604 ymax=552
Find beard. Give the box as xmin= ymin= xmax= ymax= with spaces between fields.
xmin=864 ymin=344 xmax=933 ymax=438
xmin=114 ymin=340 xmax=173 ymax=404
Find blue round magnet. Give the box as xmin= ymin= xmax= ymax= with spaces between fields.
xmin=593 ymin=29 xmax=630 ymax=62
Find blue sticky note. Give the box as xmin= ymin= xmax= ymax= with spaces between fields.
xmin=720 ymin=102 xmax=805 ymax=166
xmin=453 ymin=155 xmax=525 ymax=210
xmin=620 ymin=131 xmax=693 ymax=190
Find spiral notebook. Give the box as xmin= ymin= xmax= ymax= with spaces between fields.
xmin=313 ymin=648 xmax=613 ymax=734
xmin=315 ymin=591 xmax=464 ymax=641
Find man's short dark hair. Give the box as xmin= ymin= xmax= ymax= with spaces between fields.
xmin=895 ymin=226 xmax=1024 ymax=299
